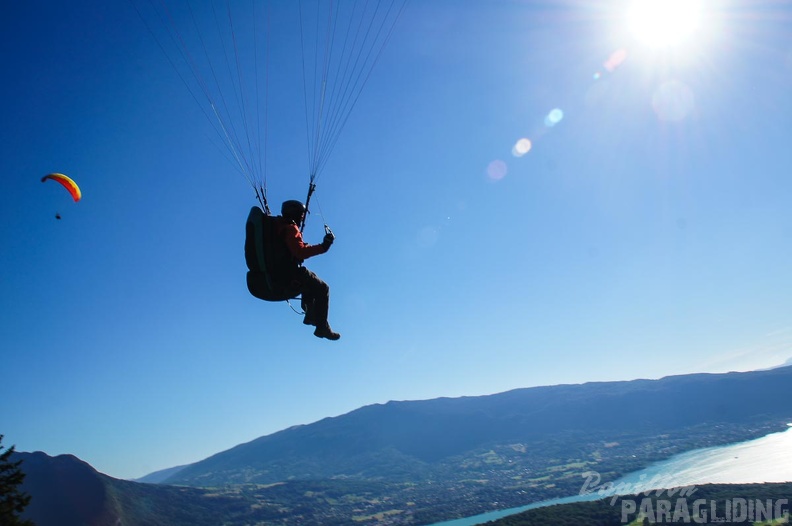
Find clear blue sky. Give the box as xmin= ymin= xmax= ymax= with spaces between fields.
xmin=2 ymin=0 xmax=791 ymax=480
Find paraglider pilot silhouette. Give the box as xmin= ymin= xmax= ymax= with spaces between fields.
xmin=245 ymin=200 xmax=340 ymax=340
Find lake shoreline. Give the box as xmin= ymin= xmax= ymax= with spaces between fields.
xmin=430 ymin=425 xmax=792 ymax=526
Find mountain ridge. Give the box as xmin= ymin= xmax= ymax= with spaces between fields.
xmin=158 ymin=366 xmax=792 ymax=486
xmin=15 ymin=366 xmax=792 ymax=525
xmin=134 ymin=463 xmax=188 ymax=484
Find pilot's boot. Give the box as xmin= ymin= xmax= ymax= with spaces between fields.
xmin=314 ymin=323 xmax=341 ymax=341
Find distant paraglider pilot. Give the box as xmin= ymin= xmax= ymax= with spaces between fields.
xmin=276 ymin=200 xmax=340 ymax=340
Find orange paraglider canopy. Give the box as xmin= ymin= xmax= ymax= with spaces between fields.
xmin=41 ymin=173 xmax=81 ymax=202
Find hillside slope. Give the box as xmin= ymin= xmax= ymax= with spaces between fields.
xmin=163 ymin=366 xmax=792 ymax=487
xmin=16 ymin=452 xmax=251 ymax=526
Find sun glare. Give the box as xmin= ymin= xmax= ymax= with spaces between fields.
xmin=627 ymin=0 xmax=702 ymax=48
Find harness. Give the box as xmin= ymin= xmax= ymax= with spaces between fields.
xmin=244 ymin=206 xmax=300 ymax=302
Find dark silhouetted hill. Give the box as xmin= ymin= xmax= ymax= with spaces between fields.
xmin=14 ymin=452 xmax=254 ymax=526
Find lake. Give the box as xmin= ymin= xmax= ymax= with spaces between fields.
xmin=430 ymin=424 xmax=792 ymax=526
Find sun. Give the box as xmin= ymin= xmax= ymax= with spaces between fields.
xmin=626 ymin=0 xmax=702 ymax=49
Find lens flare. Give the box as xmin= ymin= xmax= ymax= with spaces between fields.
xmin=487 ymin=160 xmax=508 ymax=181
xmin=512 ymin=138 xmax=532 ymax=157
xmin=545 ymin=109 xmax=564 ymax=127
xmin=417 ymin=226 xmax=440 ymax=248
xmin=604 ymin=49 xmax=628 ymax=72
